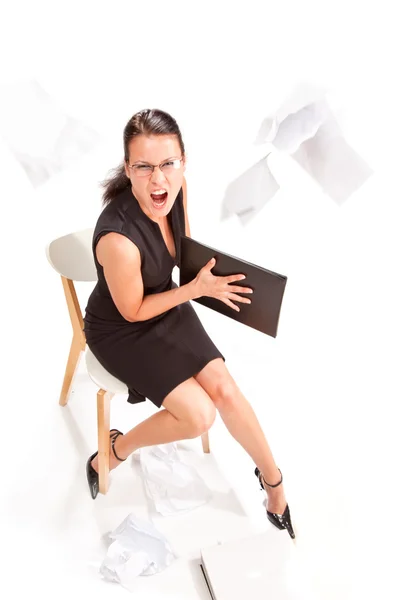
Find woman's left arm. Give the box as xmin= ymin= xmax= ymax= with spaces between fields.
xmin=182 ymin=176 xmax=191 ymax=237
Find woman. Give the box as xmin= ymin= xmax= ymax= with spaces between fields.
xmin=83 ymin=108 xmax=295 ymax=539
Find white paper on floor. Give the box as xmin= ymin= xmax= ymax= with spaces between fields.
xmin=99 ymin=513 xmax=176 ymax=592
xmin=138 ymin=443 xmax=212 ymax=516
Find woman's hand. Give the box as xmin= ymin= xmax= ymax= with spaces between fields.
xmin=191 ymin=258 xmax=253 ymax=312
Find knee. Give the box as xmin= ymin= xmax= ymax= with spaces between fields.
xmin=213 ymin=378 xmax=239 ymax=410
xmin=186 ymin=402 xmax=217 ymax=438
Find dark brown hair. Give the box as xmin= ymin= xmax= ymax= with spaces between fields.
xmin=100 ymin=108 xmax=185 ymax=206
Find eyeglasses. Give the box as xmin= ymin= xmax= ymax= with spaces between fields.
xmin=127 ymin=157 xmax=184 ymax=178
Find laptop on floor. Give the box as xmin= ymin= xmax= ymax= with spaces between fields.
xmin=200 ymin=530 xmax=304 ymax=600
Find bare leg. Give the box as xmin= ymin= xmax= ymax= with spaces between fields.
xmin=92 ymin=377 xmax=216 ymax=473
xmin=214 ymin=387 xmax=287 ymax=514
xmin=92 ymin=408 xmax=196 ymax=471
xmin=194 ymin=359 xmax=288 ymax=515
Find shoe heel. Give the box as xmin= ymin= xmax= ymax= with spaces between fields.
xmin=254 ymin=466 xmax=296 ymax=541
xmin=86 ymin=429 xmax=125 ymax=499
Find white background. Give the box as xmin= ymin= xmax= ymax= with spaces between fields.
xmin=1 ymin=1 xmax=399 ymax=598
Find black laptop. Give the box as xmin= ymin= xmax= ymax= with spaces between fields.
xmin=179 ymin=236 xmax=287 ymax=338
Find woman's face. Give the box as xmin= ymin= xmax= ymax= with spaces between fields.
xmin=125 ymin=134 xmax=185 ymax=221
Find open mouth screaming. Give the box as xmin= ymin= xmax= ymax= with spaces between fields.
xmin=150 ymin=189 xmax=168 ymax=209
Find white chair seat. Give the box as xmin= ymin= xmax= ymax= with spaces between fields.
xmin=85 ymin=347 xmax=129 ymax=395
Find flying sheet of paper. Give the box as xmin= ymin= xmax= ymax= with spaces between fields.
xmin=221 ymin=155 xmax=280 ymax=225
xmin=99 ymin=513 xmax=176 ymax=592
xmin=268 ymin=99 xmax=330 ymax=154
xmin=139 ymin=443 xmax=212 ymax=516
xmin=0 ymin=79 xmax=101 ymax=186
xmin=291 ymin=110 xmax=373 ymax=204
xmin=221 ymin=82 xmax=373 ymax=220
xmin=254 ymin=81 xmax=329 ymax=147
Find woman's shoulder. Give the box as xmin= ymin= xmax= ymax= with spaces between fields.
xmin=93 ymin=187 xmax=148 ymax=259
xmin=94 ymin=187 xmax=132 ymax=230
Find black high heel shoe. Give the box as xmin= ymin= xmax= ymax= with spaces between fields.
xmin=86 ymin=429 xmax=126 ymax=499
xmin=254 ymin=467 xmax=296 ymax=540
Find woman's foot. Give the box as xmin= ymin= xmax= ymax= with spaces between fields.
xmin=255 ymin=467 xmax=296 ymax=540
xmin=259 ymin=469 xmax=288 ymax=514
xmin=86 ymin=430 xmax=126 ymax=499
xmin=91 ymin=430 xmax=126 ymax=473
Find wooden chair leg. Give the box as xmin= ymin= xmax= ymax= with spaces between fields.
xmin=59 ymin=337 xmax=83 ymax=406
xmin=201 ymin=431 xmax=210 ymax=454
xmin=97 ymin=389 xmax=113 ymax=495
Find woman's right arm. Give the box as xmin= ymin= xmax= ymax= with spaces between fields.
xmin=96 ymin=232 xmax=195 ymax=322
xmin=96 ymin=233 xmax=252 ymax=322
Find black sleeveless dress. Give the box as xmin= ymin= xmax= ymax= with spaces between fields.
xmin=83 ymin=185 xmax=225 ymax=408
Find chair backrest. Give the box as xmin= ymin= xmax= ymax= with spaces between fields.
xmin=45 ymin=227 xmax=97 ymax=282
xmin=46 ymin=228 xmax=97 ymax=348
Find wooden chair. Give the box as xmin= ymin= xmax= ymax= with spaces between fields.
xmin=45 ymin=227 xmax=210 ymax=495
